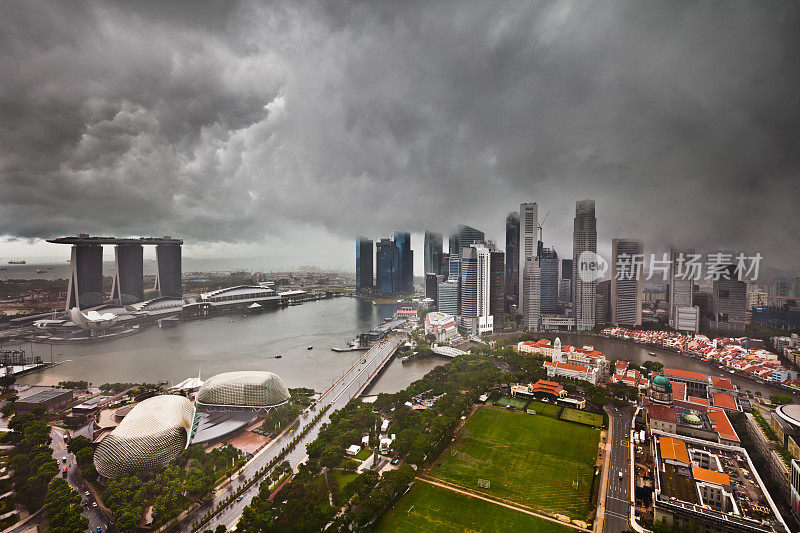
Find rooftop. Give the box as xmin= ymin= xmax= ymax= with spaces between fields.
xmin=663 ymin=368 xmax=709 ymax=382
xmin=659 ymin=436 xmax=690 ymax=464
xmin=47 ymin=235 xmax=183 ymax=245
xmin=17 ymin=388 xmax=72 ymax=404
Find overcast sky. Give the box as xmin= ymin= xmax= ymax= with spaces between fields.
xmin=1 ymin=0 xmax=798 ymax=273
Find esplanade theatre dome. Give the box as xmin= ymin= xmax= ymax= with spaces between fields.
xmin=93 ymin=395 xmax=195 ymax=478
xmin=195 ymin=371 xmax=290 ymax=409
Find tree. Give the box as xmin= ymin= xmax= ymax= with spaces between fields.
xmin=770 ymin=394 xmax=793 ymax=405
xmin=67 ymin=435 xmax=93 ymax=455
xmin=46 ymin=478 xmax=89 ymax=533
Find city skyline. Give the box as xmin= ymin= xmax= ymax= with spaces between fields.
xmin=1 ymin=1 xmax=799 ymax=272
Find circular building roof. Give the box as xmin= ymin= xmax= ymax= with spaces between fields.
xmin=651 ymin=375 xmax=672 ymax=391
xmin=196 ymin=371 xmax=290 ymax=409
xmin=94 ymin=395 xmax=195 ymax=478
xmin=776 ymin=404 xmax=800 ymax=430
xmin=682 ymin=413 xmax=702 ymax=426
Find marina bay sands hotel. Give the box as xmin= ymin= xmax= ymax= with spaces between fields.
xmin=47 ymin=234 xmax=183 ymax=312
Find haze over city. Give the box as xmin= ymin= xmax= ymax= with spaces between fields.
xmin=1 ymin=0 xmax=799 ymax=271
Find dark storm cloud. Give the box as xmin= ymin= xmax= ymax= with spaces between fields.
xmin=0 ymin=0 xmax=798 ymax=267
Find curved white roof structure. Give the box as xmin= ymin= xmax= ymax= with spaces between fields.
xmin=195 ymin=371 xmax=290 ymax=409
xmin=69 ymin=307 xmax=118 ymax=332
xmin=93 ymin=395 xmax=195 ymax=478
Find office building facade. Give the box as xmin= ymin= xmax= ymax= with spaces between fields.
xmin=489 ymin=250 xmax=505 ymax=324
xmin=518 ymin=203 xmax=538 ymax=317
xmin=156 ymin=243 xmax=183 ymax=298
xmin=376 ymin=238 xmax=399 ymax=295
xmin=426 ymin=273 xmax=444 ymax=307
xmin=437 ymin=279 xmax=459 ymax=316
xmin=394 ymin=231 xmax=414 ymax=293
xmin=461 ymin=244 xmax=493 ymax=334
xmin=573 ymin=200 xmax=597 ymax=331
xmin=67 ymin=244 xmax=104 ymax=310
xmin=424 ymin=231 xmax=443 ymax=276
xmin=561 ymin=258 xmax=573 ymax=303
xmin=505 ymin=212 xmax=520 ymax=312
xmin=669 ymin=249 xmax=695 ymax=331
xmin=522 ymin=256 xmax=541 ymax=331
xmin=111 ymin=244 xmax=144 ymax=305
xmin=611 ymin=238 xmax=643 ymax=326
xmin=596 ymin=279 xmax=611 ymax=326
xmin=355 ymin=236 xmax=373 ymax=294
xmin=713 ymin=264 xmax=747 ymax=335
xmin=540 ymin=248 xmax=559 ymax=314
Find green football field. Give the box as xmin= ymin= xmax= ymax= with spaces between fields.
xmin=431 ymin=405 xmax=601 ymax=519
xmin=559 ymin=408 xmax=604 ymax=427
xmin=376 ymin=481 xmax=573 ymax=533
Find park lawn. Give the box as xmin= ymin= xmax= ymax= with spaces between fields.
xmin=526 ymin=400 xmax=561 ymax=417
xmin=493 ymin=394 xmax=529 ymax=410
xmin=560 ymin=408 xmax=605 ymax=428
xmin=355 ymin=448 xmax=372 ymax=460
xmin=431 ymin=405 xmax=600 ymax=520
xmin=329 ymin=470 xmax=359 ymax=492
xmin=376 ymin=482 xmax=573 ymax=533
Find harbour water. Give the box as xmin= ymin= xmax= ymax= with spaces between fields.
xmin=4 ymin=300 xmax=795 ymax=400
xmin=8 ymin=298 xmax=447 ymax=393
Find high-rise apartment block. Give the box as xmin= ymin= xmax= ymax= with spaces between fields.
xmin=505 ymin=212 xmax=520 ymax=312
xmin=518 ymin=203 xmax=538 ymax=317
xmin=573 ymin=200 xmax=597 ymax=331
xmin=611 ymin=238 xmax=643 ymax=326
xmin=355 ymin=236 xmax=373 ymax=294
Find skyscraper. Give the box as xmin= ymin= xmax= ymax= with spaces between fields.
xmin=393 ymin=231 xmax=414 ymax=293
xmin=539 ymin=248 xmax=559 ymax=314
xmin=522 ymin=256 xmax=541 ymax=331
xmin=111 ymin=243 xmax=144 ymax=305
xmin=425 ymin=273 xmax=444 ymax=306
xmin=518 ymin=203 xmax=538 ymax=316
xmin=155 ymin=243 xmax=182 ymax=298
xmin=561 ymin=258 xmax=573 ymax=303
xmin=573 ymin=200 xmax=597 ymax=331
xmin=713 ymin=264 xmax=747 ymax=335
xmin=376 ymin=238 xmax=399 ymax=295
xmin=596 ymin=279 xmax=611 ymax=326
xmin=611 ymin=238 xmax=643 ymax=326
xmin=450 ymin=224 xmax=485 ymax=313
xmin=460 ymin=244 xmax=493 ymax=334
xmin=424 ymin=231 xmax=443 ymax=276
xmin=437 ymin=279 xmax=459 ymax=316
xmin=669 ymin=249 xmax=695 ymax=331
xmin=355 ymin=236 xmax=373 ymax=294
xmin=505 ymin=212 xmax=520 ymax=312
xmin=489 ymin=250 xmax=505 ymax=325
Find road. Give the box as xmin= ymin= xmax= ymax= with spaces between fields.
xmin=603 ymin=405 xmax=633 ymax=533
xmin=181 ymin=335 xmax=404 ymax=532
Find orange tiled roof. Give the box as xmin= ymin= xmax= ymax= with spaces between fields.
xmin=687 ymin=397 xmax=710 ymax=406
xmin=545 ymin=361 xmax=590 ymax=373
xmin=692 ymin=466 xmax=730 ymax=486
xmin=713 ymin=392 xmax=737 ymax=410
xmin=659 ymin=436 xmax=690 ymax=464
xmin=670 ymin=381 xmax=687 ymax=401
xmin=664 ymin=368 xmax=709 ymax=382
xmin=709 ymin=376 xmax=734 ymax=390
xmin=707 ymin=407 xmax=739 ymax=443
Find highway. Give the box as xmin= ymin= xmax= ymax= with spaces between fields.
xmin=603 ymin=405 xmax=634 ymax=533
xmin=181 ymin=335 xmax=404 ymax=532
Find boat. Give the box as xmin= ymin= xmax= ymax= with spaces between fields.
xmin=158 ymin=317 xmax=180 ymax=328
xmin=648 ymin=351 xmax=657 ymax=357
xmin=275 ymin=354 xmax=283 ymax=359
xmin=307 ymin=346 xmax=313 ymax=350
xmin=8 ymin=260 xmax=25 ymax=264
xmin=36 ymin=268 xmax=47 ymax=274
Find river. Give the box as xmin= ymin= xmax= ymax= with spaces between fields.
xmin=6 ymin=298 xmax=446 ymax=393
xmin=552 ymin=333 xmax=799 ymax=400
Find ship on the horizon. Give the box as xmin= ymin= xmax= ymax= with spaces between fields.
xmin=8 ymin=260 xmax=26 ymax=264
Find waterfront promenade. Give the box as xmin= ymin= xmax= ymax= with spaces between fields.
xmin=181 ymin=335 xmax=404 ymax=532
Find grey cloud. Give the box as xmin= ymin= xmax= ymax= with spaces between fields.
xmin=0 ymin=0 xmax=798 ymax=269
